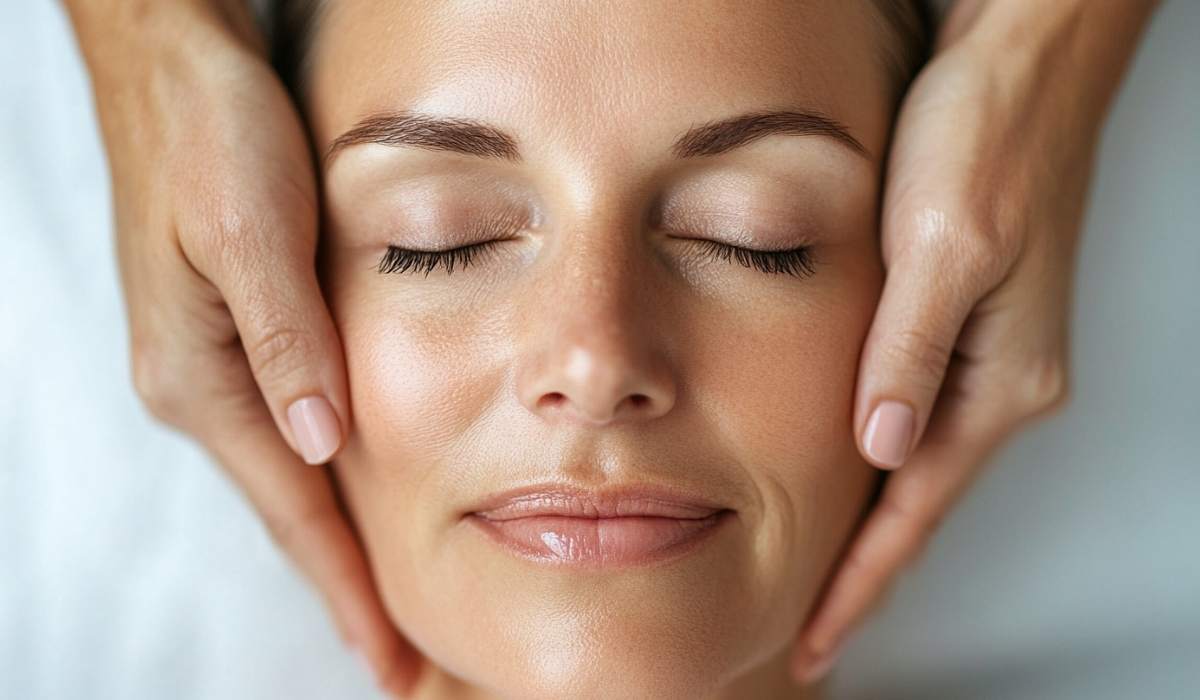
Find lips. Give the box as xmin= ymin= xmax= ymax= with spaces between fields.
xmin=466 ymin=484 xmax=734 ymax=567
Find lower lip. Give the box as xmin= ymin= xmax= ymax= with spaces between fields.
xmin=467 ymin=510 xmax=733 ymax=568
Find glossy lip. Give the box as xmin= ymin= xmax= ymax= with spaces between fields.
xmin=466 ymin=482 xmax=734 ymax=520
xmin=464 ymin=483 xmax=736 ymax=569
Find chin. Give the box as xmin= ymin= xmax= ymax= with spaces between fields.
xmin=381 ymin=552 xmax=795 ymax=700
xmin=425 ymin=625 xmax=743 ymax=700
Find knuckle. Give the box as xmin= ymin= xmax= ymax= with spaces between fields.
xmin=207 ymin=195 xmax=256 ymax=251
xmin=883 ymin=327 xmax=956 ymax=392
xmin=843 ymin=545 xmax=888 ymax=581
xmin=899 ymin=205 xmax=1018 ymax=296
xmin=129 ymin=341 xmax=188 ymax=427
xmin=262 ymin=501 xmax=335 ymax=559
xmin=263 ymin=514 xmax=298 ymax=554
xmin=1011 ymin=356 xmax=1072 ymax=420
xmin=181 ymin=199 xmax=255 ymax=274
xmin=956 ymin=227 xmax=1013 ymax=286
xmin=881 ymin=493 xmax=943 ymax=544
xmin=842 ymin=494 xmax=942 ymax=582
xmin=877 ymin=494 xmax=943 ymax=569
xmin=900 ymin=205 xmax=1016 ymax=284
xmin=244 ymin=322 xmax=313 ymax=388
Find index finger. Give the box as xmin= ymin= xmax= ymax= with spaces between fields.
xmin=195 ymin=362 xmax=424 ymax=697
xmin=790 ymin=390 xmax=1013 ymax=682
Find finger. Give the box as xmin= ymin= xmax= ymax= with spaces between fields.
xmin=194 ymin=210 xmax=351 ymax=466
xmin=854 ymin=207 xmax=1008 ymax=470
xmin=790 ymin=395 xmax=1011 ymax=683
xmin=196 ymin=363 xmax=423 ymax=696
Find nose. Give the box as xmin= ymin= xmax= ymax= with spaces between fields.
xmin=515 ymin=234 xmax=677 ymax=426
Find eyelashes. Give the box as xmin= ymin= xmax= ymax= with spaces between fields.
xmin=691 ymin=239 xmax=816 ymax=277
xmin=377 ymin=240 xmax=504 ymax=277
xmin=377 ymin=239 xmax=817 ymax=279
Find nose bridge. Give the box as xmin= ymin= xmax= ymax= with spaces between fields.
xmin=515 ymin=203 xmax=675 ymax=425
xmin=558 ymin=215 xmax=641 ymax=330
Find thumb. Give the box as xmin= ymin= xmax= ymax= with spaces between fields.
xmin=208 ymin=234 xmax=350 ymax=466
xmin=855 ymin=211 xmax=1005 ymax=470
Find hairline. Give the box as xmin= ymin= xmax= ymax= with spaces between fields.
xmin=269 ymin=1 xmax=933 ymax=131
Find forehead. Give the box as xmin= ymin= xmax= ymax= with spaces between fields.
xmin=306 ymin=0 xmax=894 ymax=166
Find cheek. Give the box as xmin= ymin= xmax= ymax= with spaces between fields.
xmin=326 ymin=272 xmax=510 ymax=628
xmin=687 ymin=246 xmax=882 ymax=636
xmin=696 ymin=243 xmax=880 ymax=476
xmin=327 ymin=253 xmax=512 ymax=474
xmin=343 ymin=309 xmax=492 ymax=461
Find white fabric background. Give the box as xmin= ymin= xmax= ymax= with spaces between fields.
xmin=2 ymin=2 xmax=1197 ymax=699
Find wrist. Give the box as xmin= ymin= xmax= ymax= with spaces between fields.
xmin=65 ymin=0 xmax=265 ymax=80
xmin=64 ymin=0 xmax=274 ymax=175
xmin=959 ymin=0 xmax=1158 ymax=50
xmin=942 ymin=0 xmax=1159 ymax=128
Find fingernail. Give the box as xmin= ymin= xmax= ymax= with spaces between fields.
xmin=863 ymin=400 xmax=915 ymax=468
xmin=287 ymin=396 xmax=341 ymax=464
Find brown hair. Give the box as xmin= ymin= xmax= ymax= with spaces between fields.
xmin=268 ymin=0 xmax=327 ymax=103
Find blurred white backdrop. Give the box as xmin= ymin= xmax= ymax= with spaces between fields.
xmin=1 ymin=2 xmax=1196 ymax=699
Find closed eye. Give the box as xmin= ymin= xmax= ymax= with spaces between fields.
xmin=691 ymin=239 xmax=817 ymax=278
xmin=376 ymin=239 xmax=817 ymax=278
xmin=377 ymin=240 xmax=504 ymax=277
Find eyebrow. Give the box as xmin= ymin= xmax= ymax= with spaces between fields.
xmin=323 ymin=108 xmax=868 ymax=168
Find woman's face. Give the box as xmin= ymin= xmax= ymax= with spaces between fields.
xmin=308 ymin=1 xmax=894 ymax=697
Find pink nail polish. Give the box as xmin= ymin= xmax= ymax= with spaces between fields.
xmin=863 ymin=400 xmax=915 ymax=468
xmin=287 ymin=396 xmax=341 ymax=464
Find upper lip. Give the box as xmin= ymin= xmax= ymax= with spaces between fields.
xmin=469 ymin=483 xmax=732 ymax=521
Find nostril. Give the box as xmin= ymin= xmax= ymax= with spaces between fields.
xmin=538 ymin=392 xmax=567 ymax=410
xmin=629 ymin=394 xmax=649 ymax=408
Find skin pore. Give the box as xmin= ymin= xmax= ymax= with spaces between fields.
xmin=298 ymin=1 xmax=907 ymax=697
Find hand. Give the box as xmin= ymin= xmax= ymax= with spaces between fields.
xmin=64 ymin=2 xmax=423 ymax=695
xmin=789 ymin=0 xmax=1161 ymax=682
